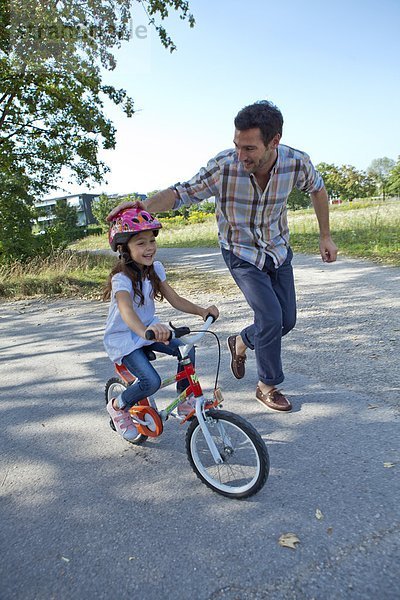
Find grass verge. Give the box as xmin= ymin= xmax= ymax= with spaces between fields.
xmin=0 ymin=252 xmax=115 ymax=300
xmin=1 ymin=200 xmax=398 ymax=301
xmin=73 ymin=199 xmax=400 ymax=265
xmin=0 ymin=250 xmax=235 ymax=301
xmin=289 ymin=201 xmax=400 ymax=265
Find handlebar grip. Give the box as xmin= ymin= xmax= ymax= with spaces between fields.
xmin=205 ymin=313 xmax=216 ymax=323
xmin=145 ymin=329 xmax=173 ymax=341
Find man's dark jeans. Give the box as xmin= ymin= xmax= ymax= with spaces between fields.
xmin=222 ymin=247 xmax=296 ymax=386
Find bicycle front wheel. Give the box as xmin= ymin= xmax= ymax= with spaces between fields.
xmin=186 ymin=409 xmax=269 ymax=498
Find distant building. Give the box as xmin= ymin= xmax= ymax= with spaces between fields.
xmin=34 ymin=193 xmax=100 ymax=229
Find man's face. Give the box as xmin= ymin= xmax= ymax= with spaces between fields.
xmin=233 ymin=128 xmax=280 ymax=174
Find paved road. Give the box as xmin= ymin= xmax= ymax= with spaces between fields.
xmin=1 ymin=250 xmax=399 ymax=599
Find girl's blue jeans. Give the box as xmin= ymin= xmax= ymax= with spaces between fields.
xmin=222 ymin=246 xmax=296 ymax=387
xmin=120 ymin=338 xmax=195 ymax=408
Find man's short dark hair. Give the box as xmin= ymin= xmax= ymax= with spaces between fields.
xmin=234 ymin=100 xmax=283 ymax=146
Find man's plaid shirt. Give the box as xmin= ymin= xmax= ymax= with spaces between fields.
xmin=173 ymin=144 xmax=324 ymax=269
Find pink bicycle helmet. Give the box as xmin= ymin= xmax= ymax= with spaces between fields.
xmin=109 ymin=208 xmax=162 ymax=251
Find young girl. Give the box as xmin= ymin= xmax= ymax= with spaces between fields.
xmin=103 ymin=207 xmax=219 ymax=441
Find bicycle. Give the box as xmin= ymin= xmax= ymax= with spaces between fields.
xmin=105 ymin=316 xmax=269 ymax=499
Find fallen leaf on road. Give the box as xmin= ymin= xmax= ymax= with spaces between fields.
xmin=384 ymin=462 xmax=396 ymax=468
xmin=278 ymin=533 xmax=300 ymax=549
xmin=367 ymin=404 xmax=380 ymax=409
xmin=327 ymin=527 xmax=333 ymax=535
xmin=315 ymin=509 xmax=324 ymax=520
xmin=128 ymin=556 xmax=136 ymax=561
xmin=61 ymin=556 xmax=70 ymax=563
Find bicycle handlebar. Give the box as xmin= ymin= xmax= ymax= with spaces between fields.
xmin=145 ymin=328 xmax=184 ymax=341
xmin=145 ymin=314 xmax=216 ymax=342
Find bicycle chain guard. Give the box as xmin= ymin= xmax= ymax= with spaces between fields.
xmin=129 ymin=406 xmax=163 ymax=437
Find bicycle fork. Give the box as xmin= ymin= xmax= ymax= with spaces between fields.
xmin=195 ymin=398 xmax=224 ymax=465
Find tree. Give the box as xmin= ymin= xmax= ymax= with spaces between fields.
xmin=287 ymin=187 xmax=310 ymax=210
xmin=339 ymin=165 xmax=375 ymax=201
xmin=317 ymin=163 xmax=344 ymax=200
xmin=317 ymin=162 xmax=375 ymax=201
xmin=1 ymin=1 xmax=194 ymax=198
xmin=0 ymin=143 xmax=39 ymax=261
xmin=92 ymin=191 xmax=145 ymax=232
xmin=53 ymin=199 xmax=81 ymax=244
xmin=1 ymin=1 xmax=132 ymax=200
xmin=0 ymin=195 xmax=37 ymax=262
xmin=367 ymin=157 xmax=395 ymax=200
xmin=0 ymin=0 xmax=194 ymax=262
xmin=92 ymin=194 xmax=120 ymax=233
xmin=387 ymin=156 xmax=400 ymax=196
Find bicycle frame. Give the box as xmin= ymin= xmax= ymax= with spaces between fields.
xmin=156 ymin=360 xmax=203 ymax=417
xmin=151 ymin=360 xmax=224 ymax=464
xmin=114 ymin=316 xmax=224 ymax=463
xmin=106 ymin=317 xmax=269 ymax=497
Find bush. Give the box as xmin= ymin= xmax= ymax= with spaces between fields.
xmin=288 ymin=188 xmax=311 ymax=210
xmin=161 ymin=215 xmax=187 ymax=227
xmin=0 ymin=196 xmax=37 ymax=264
xmin=86 ymin=224 xmax=103 ymax=236
xmin=191 ymin=200 xmax=215 ymax=214
xmin=188 ymin=211 xmax=208 ymax=224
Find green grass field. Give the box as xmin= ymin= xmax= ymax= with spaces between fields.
xmin=289 ymin=200 xmax=400 ymax=265
xmin=1 ymin=199 xmax=399 ymax=300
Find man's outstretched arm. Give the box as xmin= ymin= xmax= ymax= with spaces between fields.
xmin=310 ymin=187 xmax=338 ymax=263
xmin=145 ymin=188 xmax=177 ymax=212
xmin=106 ymin=188 xmax=177 ymax=221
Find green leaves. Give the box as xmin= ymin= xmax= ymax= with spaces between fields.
xmin=317 ymin=162 xmax=376 ymax=202
xmin=288 ymin=187 xmax=310 ymax=210
xmin=0 ymin=0 xmax=196 ymax=263
xmin=140 ymin=0 xmax=195 ymax=52
xmin=0 ymin=0 xmax=196 ymax=199
xmin=386 ymin=157 xmax=400 ymax=196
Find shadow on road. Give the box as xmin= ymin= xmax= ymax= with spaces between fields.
xmin=0 ymin=253 xmax=399 ymax=599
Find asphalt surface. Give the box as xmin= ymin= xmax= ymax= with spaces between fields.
xmin=1 ymin=249 xmax=399 ymax=600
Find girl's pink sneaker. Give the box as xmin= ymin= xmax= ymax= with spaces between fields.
xmin=107 ymin=399 xmax=138 ymax=441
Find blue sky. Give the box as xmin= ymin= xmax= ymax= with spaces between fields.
xmin=61 ymin=0 xmax=400 ymax=197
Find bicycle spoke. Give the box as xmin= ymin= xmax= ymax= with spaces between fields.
xmin=188 ymin=413 xmax=265 ymax=493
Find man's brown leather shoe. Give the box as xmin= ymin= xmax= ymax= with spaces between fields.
xmin=227 ymin=335 xmax=246 ymax=379
xmin=255 ymin=386 xmax=292 ymax=411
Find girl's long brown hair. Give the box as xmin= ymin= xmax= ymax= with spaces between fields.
xmin=102 ymin=243 xmax=164 ymax=305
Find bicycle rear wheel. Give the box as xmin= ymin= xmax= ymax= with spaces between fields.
xmin=105 ymin=377 xmax=148 ymax=445
xmin=186 ymin=409 xmax=269 ymax=498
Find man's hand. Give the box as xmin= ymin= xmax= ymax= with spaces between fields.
xmin=320 ymin=236 xmax=338 ymax=263
xmin=107 ymin=189 xmax=177 ymax=222
xmin=106 ymin=200 xmax=145 ymax=222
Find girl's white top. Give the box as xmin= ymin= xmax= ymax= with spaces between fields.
xmin=103 ymin=261 xmax=166 ymax=364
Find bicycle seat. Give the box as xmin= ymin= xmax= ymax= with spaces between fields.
xmin=144 ymin=348 xmax=157 ymax=361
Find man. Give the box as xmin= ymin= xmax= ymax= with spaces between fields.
xmin=108 ymin=100 xmax=338 ymax=412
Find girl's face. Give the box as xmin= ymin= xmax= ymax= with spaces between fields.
xmin=127 ymin=230 xmax=157 ymax=267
